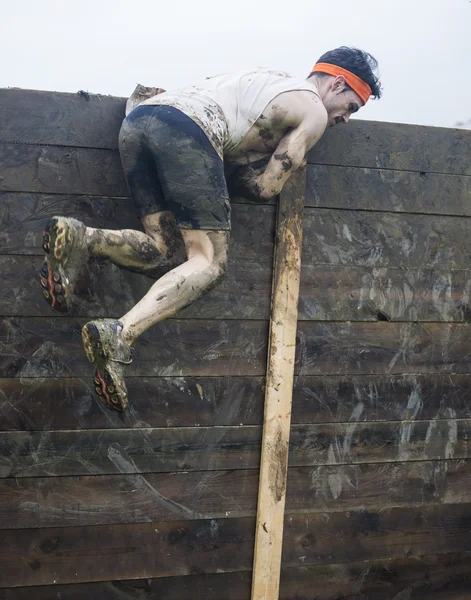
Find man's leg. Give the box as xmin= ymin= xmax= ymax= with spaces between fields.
xmin=40 ymin=210 xmax=187 ymax=312
xmin=120 ymin=228 xmax=227 ymax=342
xmin=85 ymin=211 xmax=186 ymax=273
xmin=81 ymin=228 xmax=228 ymax=411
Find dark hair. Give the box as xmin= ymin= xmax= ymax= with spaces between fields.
xmin=313 ymin=46 xmax=382 ymax=99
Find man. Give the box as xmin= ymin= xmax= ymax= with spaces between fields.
xmin=40 ymin=46 xmax=381 ymax=412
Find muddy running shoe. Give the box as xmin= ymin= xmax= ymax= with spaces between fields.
xmin=40 ymin=216 xmax=88 ymax=313
xmin=82 ymin=319 xmax=132 ymax=412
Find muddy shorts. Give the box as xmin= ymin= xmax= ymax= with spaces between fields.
xmin=118 ymin=105 xmax=231 ymax=230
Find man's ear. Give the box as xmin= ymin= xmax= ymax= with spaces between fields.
xmin=331 ymin=75 xmax=347 ymax=92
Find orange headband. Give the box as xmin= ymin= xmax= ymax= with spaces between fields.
xmin=310 ymin=62 xmax=372 ymax=105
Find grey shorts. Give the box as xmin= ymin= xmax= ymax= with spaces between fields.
xmin=118 ymin=105 xmax=231 ymax=231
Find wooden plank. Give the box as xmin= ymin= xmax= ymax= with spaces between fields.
xmin=4 ymin=504 xmax=471 ymax=587
xmin=2 ymin=459 xmax=471 ymax=530
xmin=4 ymin=318 xmax=471 ymax=378
xmin=306 ymin=164 xmax=471 ymax=216
xmin=0 ymin=88 xmax=125 ymax=149
xmin=0 ymin=375 xmax=266 ymax=430
xmin=308 ymin=119 xmax=471 ymax=176
xmin=301 ymin=265 xmax=471 ymax=323
xmin=0 ymin=517 xmax=255 ymax=587
xmin=302 ymin=208 xmax=471 ymax=269
xmin=4 ymin=552 xmax=471 ymax=599
xmin=5 ymin=191 xmax=471 ymax=273
xmin=292 ymin=373 xmax=471 ymax=424
xmin=0 ymin=317 xmax=268 ymax=378
xmin=1 ymin=417 xmax=470 ymax=478
xmin=279 ymin=553 xmax=471 ymax=600
xmin=281 ymin=503 xmax=471 ymax=566
xmin=0 ymin=193 xmax=275 ymax=259
xmin=0 ymin=193 xmax=138 ymax=255
xmin=6 ymin=257 xmax=471 ymax=323
xmin=251 ymin=171 xmax=305 ymax=600
xmin=0 ymin=143 xmax=128 ymax=196
xmin=295 ymin=321 xmax=471 ymax=376
xmin=0 ymin=255 xmax=271 ymax=320
xmin=2 ymin=372 xmax=471 ymax=432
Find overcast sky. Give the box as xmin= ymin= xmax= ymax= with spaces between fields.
xmin=1 ymin=0 xmax=469 ymax=128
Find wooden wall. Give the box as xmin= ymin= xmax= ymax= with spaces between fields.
xmin=1 ymin=88 xmax=471 ymax=598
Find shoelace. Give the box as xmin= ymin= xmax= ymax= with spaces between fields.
xmin=110 ymin=346 xmax=134 ymax=365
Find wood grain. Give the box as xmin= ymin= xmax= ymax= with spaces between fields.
xmin=302 ymin=208 xmax=471 ymax=269
xmin=2 ymin=373 xmax=471 ymax=431
xmin=0 ymin=417 xmax=469 ymax=478
xmin=3 ymin=318 xmax=471 ymax=378
xmin=251 ymin=168 xmax=304 ymax=600
xmin=3 ymin=503 xmax=471 ymax=587
xmin=5 ymin=259 xmax=471 ymax=323
xmin=308 ymin=119 xmax=471 ymax=176
xmin=295 ymin=321 xmax=471 ymax=376
xmin=0 ymin=88 xmax=126 ymax=149
xmin=3 ymin=552 xmax=471 ymax=598
xmin=300 ymin=265 xmax=471 ymax=323
xmin=1 ymin=255 xmax=272 ymax=320
xmin=1 ymin=459 xmax=471 ymax=530
xmin=0 ymin=317 xmax=269 ymax=378
xmin=0 ymin=143 xmax=128 ymax=196
xmin=306 ymin=164 xmax=471 ymax=216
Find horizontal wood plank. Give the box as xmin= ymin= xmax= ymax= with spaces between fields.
xmin=0 ymin=317 xmax=268 ymax=378
xmin=0 ymin=88 xmax=125 ymax=149
xmin=1 ymin=255 xmax=272 ymax=320
xmin=0 ymin=193 xmax=276 ymax=261
xmin=306 ymin=164 xmax=471 ymax=216
xmin=295 ymin=321 xmax=471 ymax=376
xmin=0 ymin=417 xmax=469 ymax=478
xmin=0 ymin=193 xmax=138 ymax=254
xmin=3 ymin=319 xmax=471 ymax=378
xmin=2 ymin=373 xmax=471 ymax=431
xmin=3 ymin=552 xmax=471 ymax=599
xmin=302 ymin=209 xmax=471 ymax=269
xmin=0 ymin=375 xmax=266 ymax=430
xmin=1 ymin=459 xmax=471 ymax=529
xmin=3 ymin=504 xmax=471 ymax=586
xmin=5 ymin=256 xmax=471 ymax=323
xmin=301 ymin=265 xmax=471 ymax=322
xmin=4 ymin=191 xmax=471 ymax=271
xmin=0 ymin=144 xmax=128 ymax=196
xmin=308 ymin=120 xmax=471 ymax=176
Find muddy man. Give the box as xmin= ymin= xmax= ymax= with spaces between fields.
xmin=40 ymin=46 xmax=381 ymax=412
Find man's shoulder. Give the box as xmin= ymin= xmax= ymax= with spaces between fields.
xmin=272 ymin=88 xmax=327 ymax=125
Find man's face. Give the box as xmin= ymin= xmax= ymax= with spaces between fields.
xmin=323 ymin=76 xmax=364 ymax=128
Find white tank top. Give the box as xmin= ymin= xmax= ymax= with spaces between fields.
xmin=138 ymin=69 xmax=320 ymax=159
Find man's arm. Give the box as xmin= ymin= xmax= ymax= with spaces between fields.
xmin=257 ymin=104 xmax=327 ymax=199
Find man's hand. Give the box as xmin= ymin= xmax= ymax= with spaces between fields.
xmin=229 ymin=161 xmax=274 ymax=202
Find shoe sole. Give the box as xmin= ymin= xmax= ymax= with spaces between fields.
xmin=82 ymin=323 xmax=128 ymax=412
xmin=40 ymin=217 xmax=74 ymax=313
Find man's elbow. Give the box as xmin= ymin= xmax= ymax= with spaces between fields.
xmin=258 ymin=185 xmax=278 ymax=202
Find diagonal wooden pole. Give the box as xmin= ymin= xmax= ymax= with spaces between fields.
xmin=251 ymin=167 xmax=306 ymax=600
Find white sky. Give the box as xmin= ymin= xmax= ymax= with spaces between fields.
xmin=1 ymin=0 xmax=470 ymax=128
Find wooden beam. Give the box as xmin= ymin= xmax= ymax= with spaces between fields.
xmin=251 ymin=169 xmax=306 ymax=599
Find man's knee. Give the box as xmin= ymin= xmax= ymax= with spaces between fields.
xmin=182 ymin=229 xmax=229 ymax=286
xmin=142 ymin=211 xmax=186 ymax=261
